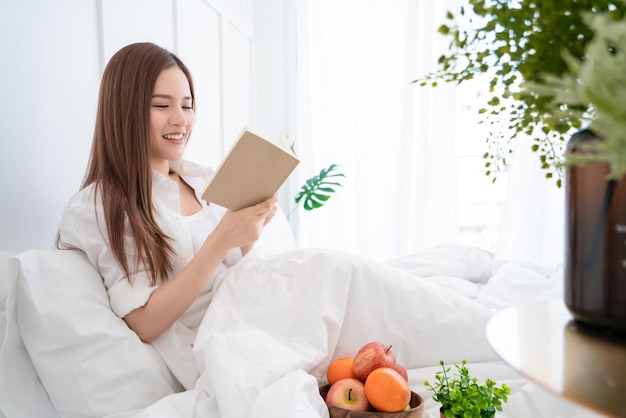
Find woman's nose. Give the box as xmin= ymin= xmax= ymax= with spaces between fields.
xmin=170 ymin=107 xmax=188 ymax=126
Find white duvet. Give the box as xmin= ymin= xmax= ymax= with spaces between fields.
xmin=102 ymin=246 xmax=598 ymax=418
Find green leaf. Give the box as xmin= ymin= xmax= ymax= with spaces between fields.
xmin=293 ymin=163 xmax=345 ymax=212
xmin=438 ymin=24 xmax=451 ymax=35
xmin=487 ymin=96 xmax=500 ymax=106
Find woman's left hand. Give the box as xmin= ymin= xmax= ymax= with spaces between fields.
xmin=241 ymin=195 xmax=278 ymax=255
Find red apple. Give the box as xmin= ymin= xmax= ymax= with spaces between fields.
xmin=352 ymin=341 xmax=396 ymax=381
xmin=325 ymin=378 xmax=371 ymax=411
xmin=392 ymin=362 xmax=409 ymax=381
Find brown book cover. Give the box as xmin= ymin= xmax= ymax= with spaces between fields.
xmin=201 ymin=127 xmax=300 ymax=211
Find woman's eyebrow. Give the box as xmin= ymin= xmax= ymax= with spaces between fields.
xmin=152 ymin=93 xmax=192 ymax=100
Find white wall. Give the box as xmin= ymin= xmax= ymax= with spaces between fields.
xmin=0 ymin=0 xmax=101 ymax=252
xmin=0 ymin=0 xmax=294 ymax=253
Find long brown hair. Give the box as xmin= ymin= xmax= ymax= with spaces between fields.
xmin=82 ymin=42 xmax=196 ymax=285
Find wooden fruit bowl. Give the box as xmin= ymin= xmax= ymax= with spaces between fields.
xmin=319 ymin=385 xmax=424 ymax=418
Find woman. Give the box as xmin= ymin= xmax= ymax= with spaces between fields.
xmin=57 ymin=42 xmax=277 ymax=388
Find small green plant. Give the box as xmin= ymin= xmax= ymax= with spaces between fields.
xmin=424 ymin=360 xmax=510 ymax=418
xmin=291 ymin=163 xmax=345 ymax=215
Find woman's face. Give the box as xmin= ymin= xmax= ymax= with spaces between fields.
xmin=149 ymin=66 xmax=195 ymax=172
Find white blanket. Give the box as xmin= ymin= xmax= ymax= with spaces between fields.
xmin=106 ymin=246 xmax=598 ymax=418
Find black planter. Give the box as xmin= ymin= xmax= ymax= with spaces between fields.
xmin=565 ymin=129 xmax=626 ymax=332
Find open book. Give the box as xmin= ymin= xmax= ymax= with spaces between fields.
xmin=201 ymin=127 xmax=300 ymax=211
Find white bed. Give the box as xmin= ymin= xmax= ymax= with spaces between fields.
xmin=0 ymin=212 xmax=602 ymax=418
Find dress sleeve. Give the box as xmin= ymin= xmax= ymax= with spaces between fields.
xmin=57 ymin=186 xmax=158 ymax=318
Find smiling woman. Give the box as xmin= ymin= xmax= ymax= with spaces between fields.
xmin=56 ymin=42 xmax=278 ymax=389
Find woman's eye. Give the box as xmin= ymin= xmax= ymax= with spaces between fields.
xmin=153 ymin=104 xmax=168 ymax=109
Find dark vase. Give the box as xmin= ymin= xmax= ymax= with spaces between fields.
xmin=565 ymin=129 xmax=626 ymax=332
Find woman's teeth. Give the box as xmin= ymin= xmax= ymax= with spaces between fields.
xmin=163 ymin=134 xmax=184 ymax=141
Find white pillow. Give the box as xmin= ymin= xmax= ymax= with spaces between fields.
xmin=0 ymin=252 xmax=62 ymax=418
xmin=0 ymin=251 xmax=13 ymax=348
xmin=0 ymin=251 xmax=52 ymax=418
xmin=2 ymin=249 xmax=183 ymax=418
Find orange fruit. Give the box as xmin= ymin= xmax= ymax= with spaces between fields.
xmin=327 ymin=357 xmax=359 ymax=385
xmin=364 ymin=367 xmax=411 ymax=412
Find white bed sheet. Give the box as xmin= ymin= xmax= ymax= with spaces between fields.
xmin=0 ymin=245 xmax=602 ymax=418
xmin=108 ymin=246 xmax=599 ymax=418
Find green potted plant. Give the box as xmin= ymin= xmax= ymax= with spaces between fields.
xmin=413 ymin=0 xmax=626 ymax=185
xmin=523 ymin=11 xmax=626 ymax=332
xmin=424 ymin=360 xmax=510 ymax=418
xmin=525 ymin=12 xmax=626 ymax=179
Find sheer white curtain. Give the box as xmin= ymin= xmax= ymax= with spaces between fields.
xmin=293 ymin=0 xmax=565 ymax=265
xmin=496 ymin=136 xmax=565 ymax=265
xmin=294 ymin=0 xmax=459 ymax=261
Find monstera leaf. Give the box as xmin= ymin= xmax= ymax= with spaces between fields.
xmin=294 ymin=163 xmax=345 ymax=211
